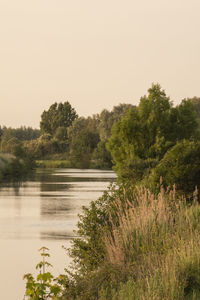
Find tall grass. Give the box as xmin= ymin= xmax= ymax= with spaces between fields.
xmin=36 ymin=159 xmax=72 ymax=168
xmin=102 ymin=186 xmax=200 ymax=299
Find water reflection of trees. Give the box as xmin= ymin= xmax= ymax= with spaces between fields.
xmin=40 ymin=196 xmax=74 ymax=217
xmin=39 ymin=179 xmax=75 ymax=217
xmin=38 ymin=169 xmax=116 ymax=240
xmin=40 ymin=182 xmax=70 ymax=192
xmin=40 ymin=231 xmax=78 ymax=240
xmin=36 ymin=169 xmax=115 ymax=183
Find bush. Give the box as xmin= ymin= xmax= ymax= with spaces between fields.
xmin=148 ymin=140 xmax=200 ymax=197
xmin=0 ymin=146 xmax=35 ymax=181
xmin=60 ymin=185 xmax=200 ymax=299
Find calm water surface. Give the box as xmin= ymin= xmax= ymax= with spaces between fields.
xmin=0 ymin=168 xmax=116 ymax=300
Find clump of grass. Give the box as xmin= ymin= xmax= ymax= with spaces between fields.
xmin=102 ymin=186 xmax=200 ymax=299
xmin=36 ymin=159 xmax=73 ymax=168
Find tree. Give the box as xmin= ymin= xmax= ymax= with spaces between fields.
xmin=40 ymin=102 xmax=78 ymax=137
xmin=0 ymin=126 xmax=3 ymax=142
xmin=149 ymin=140 xmax=200 ymax=197
xmin=0 ymin=126 xmax=40 ymax=142
xmin=68 ymin=117 xmax=100 ymax=168
xmin=107 ymin=84 xmax=200 ymax=182
xmin=186 ymin=97 xmax=200 ymax=119
xmin=92 ymin=140 xmax=112 ymax=169
xmin=98 ymin=104 xmax=135 ymax=140
xmin=54 ymin=126 xmax=68 ymax=141
xmin=1 ymin=136 xmax=21 ymax=154
xmin=169 ymin=99 xmax=200 ymax=141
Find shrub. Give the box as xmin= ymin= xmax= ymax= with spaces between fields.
xmin=62 ymin=185 xmax=200 ymax=299
xmin=148 ymin=140 xmax=200 ymax=197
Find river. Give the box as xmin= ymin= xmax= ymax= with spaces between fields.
xmin=0 ymin=168 xmax=116 ymax=300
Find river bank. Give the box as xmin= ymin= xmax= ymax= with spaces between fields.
xmin=36 ymin=159 xmax=112 ymax=170
xmin=59 ymin=185 xmax=200 ymax=299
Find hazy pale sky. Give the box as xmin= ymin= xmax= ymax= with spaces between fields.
xmin=0 ymin=0 xmax=200 ymax=128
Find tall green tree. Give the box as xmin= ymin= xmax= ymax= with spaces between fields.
xmin=92 ymin=139 xmax=112 ymax=169
xmin=68 ymin=117 xmax=100 ymax=168
xmin=98 ymin=104 xmax=134 ymax=140
xmin=107 ymin=84 xmax=200 ymax=182
xmin=40 ymin=102 xmax=78 ymax=137
xmin=149 ymin=140 xmax=200 ymax=197
xmin=186 ymin=97 xmax=200 ymax=119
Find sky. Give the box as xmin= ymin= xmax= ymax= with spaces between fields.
xmin=0 ymin=0 xmax=200 ymax=128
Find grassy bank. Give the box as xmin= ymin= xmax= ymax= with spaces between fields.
xmin=36 ymin=159 xmax=73 ymax=168
xmin=61 ymin=186 xmax=200 ymax=299
xmin=24 ymin=184 xmax=200 ymax=299
xmin=36 ymin=159 xmax=112 ymax=170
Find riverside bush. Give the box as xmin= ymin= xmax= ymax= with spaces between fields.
xmin=0 ymin=151 xmax=35 ymax=181
xmin=24 ymin=184 xmax=200 ymax=299
xmin=61 ymin=185 xmax=200 ymax=299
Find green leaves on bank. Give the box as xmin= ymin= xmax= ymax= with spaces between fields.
xmin=107 ymin=83 xmax=200 ymax=196
xmin=23 ymin=247 xmax=67 ymax=300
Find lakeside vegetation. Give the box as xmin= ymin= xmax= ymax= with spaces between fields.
xmin=0 ymin=105 xmax=135 ymax=174
xmin=21 ymin=83 xmax=200 ymax=299
xmin=36 ymin=159 xmax=72 ymax=169
xmin=63 ymin=186 xmax=200 ymax=299
xmin=24 ymin=186 xmax=200 ymax=299
xmin=0 ymin=150 xmax=35 ymax=182
xmin=1 ymin=84 xmax=200 ymax=176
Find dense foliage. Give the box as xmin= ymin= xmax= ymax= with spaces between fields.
xmin=1 ymin=88 xmax=200 ymax=175
xmin=0 ymin=101 xmax=134 ymax=180
xmin=62 ymin=85 xmax=200 ymax=298
xmin=0 ymin=126 xmax=40 ymax=142
xmin=0 ymin=127 xmax=36 ymax=181
xmin=23 ymin=102 xmax=133 ymax=168
xmin=40 ymin=102 xmax=78 ymax=137
xmin=68 ymin=117 xmax=100 ymax=168
xmin=149 ymin=140 xmax=200 ymax=196
xmin=107 ymin=84 xmax=200 ymax=196
xmin=23 ymin=84 xmax=200 ymax=299
xmin=0 ymin=151 xmax=35 ymax=181
xmin=61 ymin=186 xmax=200 ymax=300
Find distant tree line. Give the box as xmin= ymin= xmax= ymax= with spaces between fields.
xmin=17 ymin=101 xmax=134 ymax=169
xmin=1 ymin=86 xmax=200 ymax=192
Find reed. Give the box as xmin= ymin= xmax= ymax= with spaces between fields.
xmin=103 ymin=186 xmax=200 ymax=299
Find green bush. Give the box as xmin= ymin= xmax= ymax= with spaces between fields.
xmin=148 ymin=140 xmax=200 ymax=197
xmin=59 ymin=185 xmax=200 ymax=299
xmin=0 ymin=148 xmax=35 ymax=181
